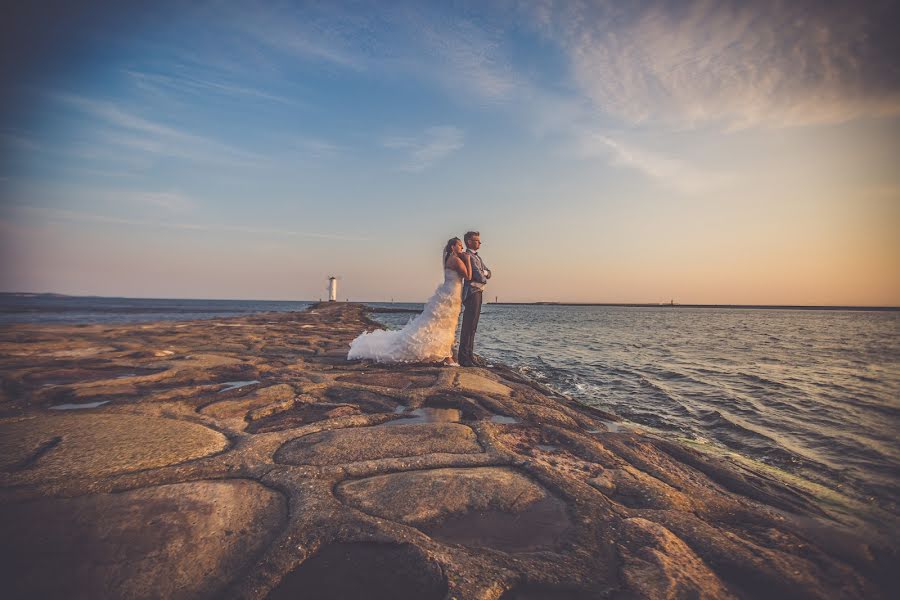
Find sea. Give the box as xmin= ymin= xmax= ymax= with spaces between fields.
xmin=0 ymin=294 xmax=312 ymax=324
xmin=3 ymin=294 xmax=898 ymax=518
xmin=371 ymin=302 xmax=900 ymax=519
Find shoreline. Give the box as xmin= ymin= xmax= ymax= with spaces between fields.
xmin=1 ymin=302 xmax=896 ymax=598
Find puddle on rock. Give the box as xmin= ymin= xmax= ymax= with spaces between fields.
xmin=489 ymin=415 xmax=520 ymax=424
xmin=385 ymin=407 xmax=461 ymax=426
xmin=267 ymin=542 xmax=446 ymax=600
xmin=536 ymin=444 xmax=558 ymax=452
xmin=423 ymin=496 xmax=571 ymax=552
xmin=218 ymin=380 xmax=260 ymax=393
xmin=588 ymin=420 xmax=626 ymax=434
xmin=50 ymin=401 xmax=110 ymax=410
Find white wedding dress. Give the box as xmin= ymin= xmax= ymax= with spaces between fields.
xmin=348 ymin=268 xmax=462 ymax=363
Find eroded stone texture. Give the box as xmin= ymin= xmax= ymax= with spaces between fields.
xmin=337 ymin=467 xmax=572 ymax=551
xmin=619 ymin=518 xmax=733 ymax=600
xmin=276 ymin=423 xmax=482 ymax=465
xmin=200 ymin=383 xmax=296 ymax=421
xmin=335 ymin=371 xmax=436 ymax=389
xmin=267 ymin=542 xmax=447 ymax=600
xmin=0 ymin=414 xmax=228 ymax=483
xmin=455 ymin=371 xmax=512 ymax=397
xmin=245 ymin=402 xmax=363 ymax=433
xmin=0 ymin=479 xmax=286 ymax=600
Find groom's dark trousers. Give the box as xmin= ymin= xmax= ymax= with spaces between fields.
xmin=459 ymin=290 xmax=482 ymax=363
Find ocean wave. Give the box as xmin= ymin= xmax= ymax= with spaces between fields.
xmin=473 ymin=304 xmax=898 ymax=516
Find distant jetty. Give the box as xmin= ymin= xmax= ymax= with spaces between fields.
xmin=367 ymin=306 xmax=422 ymax=313
xmin=496 ymin=301 xmax=900 ymax=311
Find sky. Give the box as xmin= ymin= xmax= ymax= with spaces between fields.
xmin=1 ymin=0 xmax=898 ymax=305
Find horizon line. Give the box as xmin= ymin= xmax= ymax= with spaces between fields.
xmin=2 ymin=292 xmax=898 ymax=312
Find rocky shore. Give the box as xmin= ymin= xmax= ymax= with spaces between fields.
xmin=0 ymin=302 xmax=895 ymax=599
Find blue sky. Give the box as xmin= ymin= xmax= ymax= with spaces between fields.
xmin=2 ymin=1 xmax=898 ymax=304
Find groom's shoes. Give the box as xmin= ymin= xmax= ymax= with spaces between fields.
xmin=458 ymin=354 xmax=487 ymax=368
xmin=457 ymin=353 xmax=475 ymax=367
xmin=470 ymin=355 xmax=490 ymax=368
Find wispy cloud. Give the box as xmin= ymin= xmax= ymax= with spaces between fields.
xmin=409 ymin=16 xmax=520 ymax=103
xmin=223 ymin=3 xmax=366 ymax=70
xmin=383 ymin=126 xmax=464 ymax=172
xmin=13 ymin=205 xmax=369 ymax=241
xmin=529 ymin=0 xmax=900 ymax=128
xmin=289 ymin=136 xmax=341 ymax=160
xmin=216 ymin=3 xmax=522 ymax=105
xmin=576 ymin=132 xmax=733 ymax=194
xmin=118 ymin=190 xmax=194 ymax=212
xmin=57 ymin=93 xmax=265 ymax=167
xmin=124 ymin=69 xmax=294 ymax=105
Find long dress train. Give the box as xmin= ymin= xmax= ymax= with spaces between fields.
xmin=348 ymin=268 xmax=462 ymax=362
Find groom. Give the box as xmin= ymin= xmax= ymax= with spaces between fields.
xmin=458 ymin=230 xmax=491 ymax=367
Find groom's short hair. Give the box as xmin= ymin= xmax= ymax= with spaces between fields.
xmin=464 ymin=231 xmax=479 ymax=243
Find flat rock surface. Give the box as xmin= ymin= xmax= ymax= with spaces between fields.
xmin=337 ymin=466 xmax=571 ymax=552
xmin=1 ymin=302 xmax=897 ymax=599
xmin=0 ymin=413 xmax=228 ymax=483
xmin=277 ymin=422 xmax=482 ymax=465
xmin=338 ymin=466 xmax=549 ymax=524
xmin=0 ymin=479 xmax=286 ymax=600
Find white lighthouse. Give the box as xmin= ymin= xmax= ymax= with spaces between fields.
xmin=327 ymin=276 xmax=338 ymax=302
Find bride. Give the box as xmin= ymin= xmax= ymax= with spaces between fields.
xmin=348 ymin=237 xmax=472 ymax=364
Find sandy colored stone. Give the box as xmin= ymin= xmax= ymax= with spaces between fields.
xmin=0 ymin=414 xmax=227 ymax=482
xmin=173 ymin=353 xmax=245 ymax=369
xmin=455 ymin=371 xmax=512 ymax=396
xmin=519 ymin=404 xmax=579 ymax=429
xmin=337 ymin=466 xmax=547 ymax=524
xmin=337 ymin=466 xmax=573 ymax=553
xmin=247 ymin=395 xmax=298 ymax=421
xmin=336 ymin=371 xmax=437 ymax=389
xmin=619 ymin=518 xmax=733 ymax=600
xmin=200 ymin=383 xmax=295 ymax=421
xmin=276 ymin=423 xmax=482 ymax=466
xmin=0 ymin=479 xmax=287 ymax=599
xmin=588 ymin=470 xmax=617 ymax=495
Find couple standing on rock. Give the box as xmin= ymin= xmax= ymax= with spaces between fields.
xmin=347 ymin=231 xmax=491 ymax=367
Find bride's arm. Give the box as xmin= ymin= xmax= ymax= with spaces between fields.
xmin=447 ymin=254 xmax=472 ymax=280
